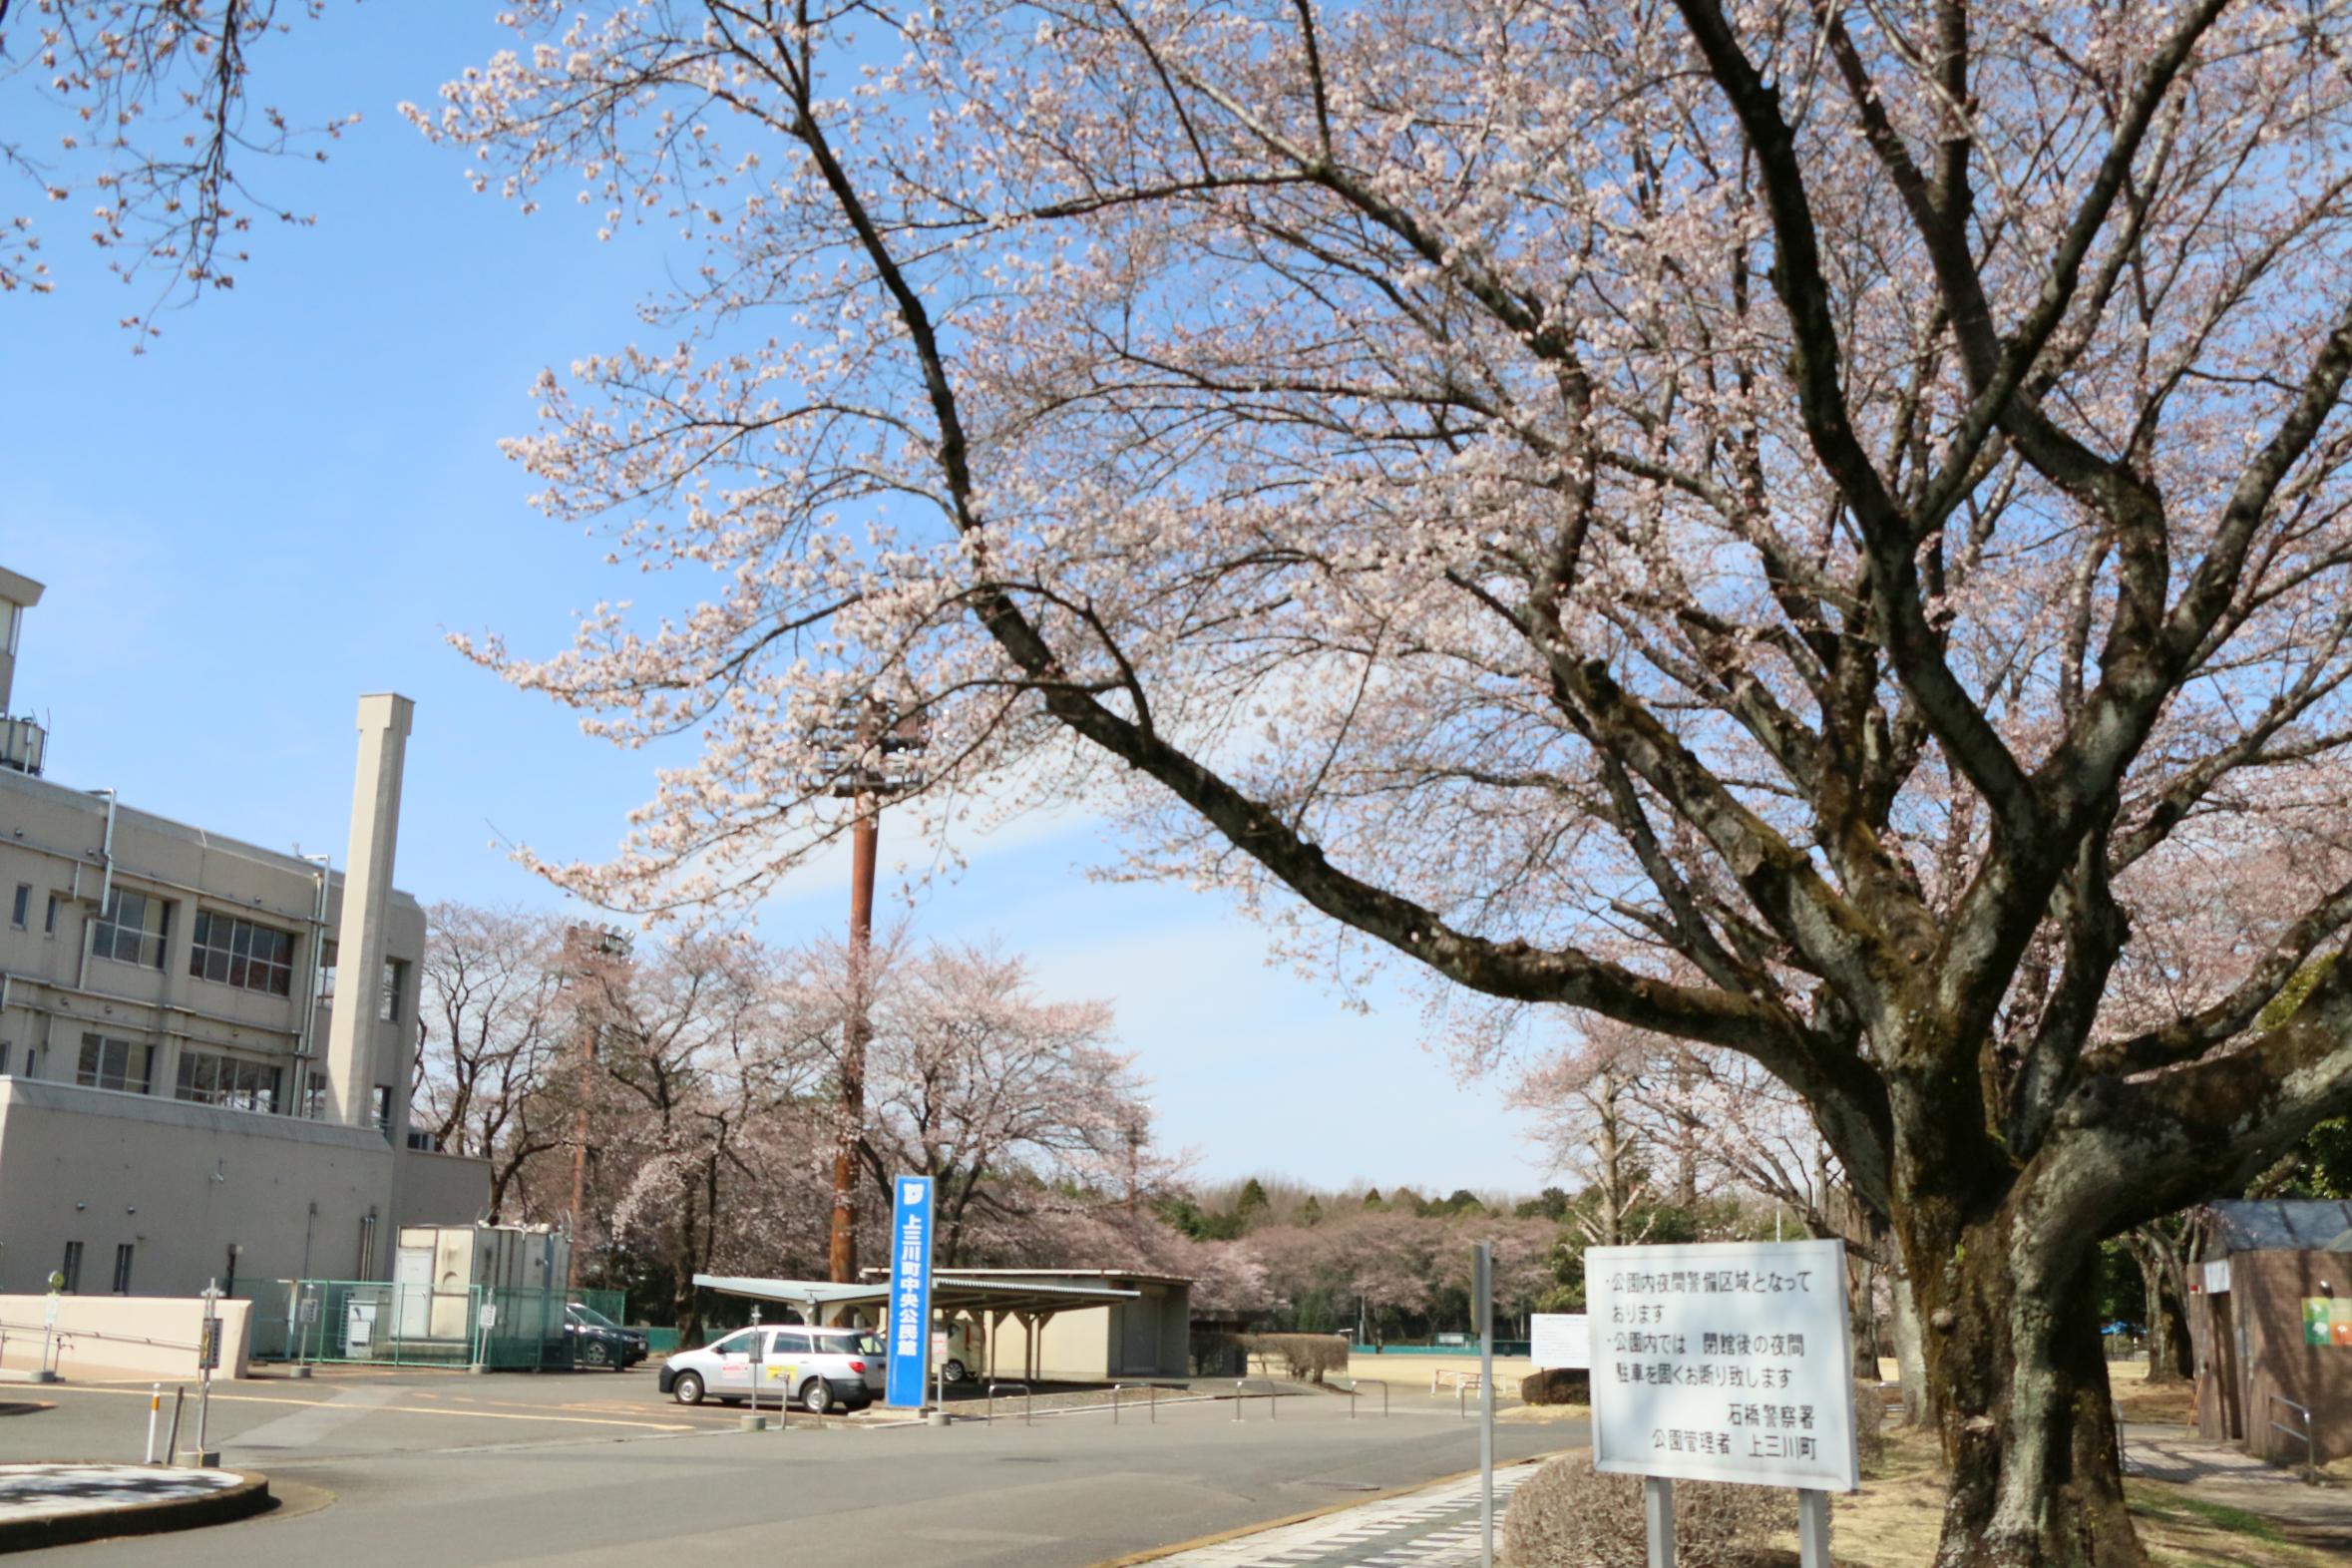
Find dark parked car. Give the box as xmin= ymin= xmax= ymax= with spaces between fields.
xmin=567 ymin=1303 xmax=650 ymax=1370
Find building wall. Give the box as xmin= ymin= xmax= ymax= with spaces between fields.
xmin=1004 ymin=1281 xmax=1192 ymax=1380
xmin=0 ymin=1076 xmax=486 ymax=1300
xmin=2190 ymin=1248 xmax=2352 ymax=1465
xmin=0 ymin=763 xmax=424 ymax=1139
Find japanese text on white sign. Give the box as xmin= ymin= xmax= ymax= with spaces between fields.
xmin=1530 ymin=1313 xmax=1590 ymax=1371
xmin=1585 ymin=1238 xmax=1858 ymax=1492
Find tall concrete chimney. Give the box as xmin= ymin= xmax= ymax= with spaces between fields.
xmin=323 ymin=693 xmax=414 ymax=1128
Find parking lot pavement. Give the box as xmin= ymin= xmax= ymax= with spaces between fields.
xmin=2 ymin=1372 xmax=1584 ymax=1568
xmin=0 ymin=1367 xmax=755 ymax=1464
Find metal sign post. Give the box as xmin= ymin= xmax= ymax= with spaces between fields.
xmin=746 ymin=1306 xmax=765 ymax=1429
xmin=1475 ymin=1241 xmax=1495 ymax=1568
xmin=40 ymin=1273 xmax=61 ymax=1378
xmin=885 ymin=1175 xmax=936 ymax=1409
xmin=191 ymin=1279 xmax=222 ymax=1465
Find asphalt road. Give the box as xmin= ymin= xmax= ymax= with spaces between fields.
xmin=1 ymin=1370 xmax=1587 ymax=1567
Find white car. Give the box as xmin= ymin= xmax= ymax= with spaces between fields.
xmin=658 ymin=1325 xmax=887 ymax=1414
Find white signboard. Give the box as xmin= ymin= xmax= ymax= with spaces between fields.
xmin=1530 ymin=1313 xmax=1591 ymax=1370
xmin=2202 ymin=1259 xmax=2230 ymax=1296
xmin=1586 ymin=1238 xmax=1859 ymax=1492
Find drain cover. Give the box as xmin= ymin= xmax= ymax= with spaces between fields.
xmin=1303 ymin=1480 xmax=1380 ymax=1491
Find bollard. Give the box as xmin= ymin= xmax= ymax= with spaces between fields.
xmin=144 ymin=1383 xmax=161 ymax=1464
xmin=165 ymin=1387 xmax=185 ymax=1466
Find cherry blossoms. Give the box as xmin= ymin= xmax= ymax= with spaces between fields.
xmin=415 ymin=6 xmax=2352 ymax=1563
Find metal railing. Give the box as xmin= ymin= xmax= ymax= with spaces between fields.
xmin=1343 ymin=1376 xmax=1390 ymax=1419
xmin=1111 ymin=1382 xmax=1158 ymax=1424
xmin=986 ymin=1380 xmax=1033 ymax=1426
xmin=2268 ymin=1393 xmax=2317 ymax=1484
xmin=0 ymin=1320 xmax=199 ymax=1352
xmin=1232 ymin=1376 xmax=1280 ymax=1421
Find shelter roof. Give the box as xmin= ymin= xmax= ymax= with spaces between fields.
xmin=2204 ymin=1200 xmax=2352 ymax=1254
xmin=692 ymin=1273 xmax=1143 ymax=1319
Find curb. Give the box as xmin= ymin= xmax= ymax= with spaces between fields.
xmin=1084 ymin=1448 xmax=1579 ymax=1568
xmin=0 ymin=1467 xmax=271 ymax=1555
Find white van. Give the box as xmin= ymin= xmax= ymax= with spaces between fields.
xmin=657 ymin=1325 xmax=886 ymax=1413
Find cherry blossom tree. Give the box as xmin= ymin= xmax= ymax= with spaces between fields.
xmin=420 ymin=5 xmax=2352 ymax=1562
xmin=790 ymin=940 xmax=1147 ymax=1269
xmin=0 ymin=1 xmax=351 ymax=325
xmin=578 ymin=932 xmax=824 ymax=1336
xmin=413 ymin=903 xmax=576 ymax=1219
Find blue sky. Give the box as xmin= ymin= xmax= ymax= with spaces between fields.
xmin=0 ymin=3 xmax=1546 ymax=1194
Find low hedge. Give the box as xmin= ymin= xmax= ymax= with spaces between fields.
xmin=1239 ymin=1332 xmax=1350 ymax=1384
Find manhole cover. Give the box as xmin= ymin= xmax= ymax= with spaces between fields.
xmin=1303 ymin=1480 xmax=1379 ymax=1492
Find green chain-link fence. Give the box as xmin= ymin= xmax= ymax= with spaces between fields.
xmin=239 ymin=1280 xmax=630 ymax=1371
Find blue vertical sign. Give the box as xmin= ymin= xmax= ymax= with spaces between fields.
xmin=886 ymin=1174 xmax=935 ymax=1407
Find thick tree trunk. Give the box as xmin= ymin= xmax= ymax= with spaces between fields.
xmin=1906 ymin=1198 xmax=2141 ymax=1568
xmin=2145 ymin=1277 xmax=2191 ymax=1385
xmin=2125 ymin=1232 xmax=2194 ymax=1385
xmin=1889 ymin=1266 xmax=1931 ymax=1427
xmin=1850 ymin=1251 xmax=1882 ymax=1378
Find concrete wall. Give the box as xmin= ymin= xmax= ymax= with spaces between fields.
xmin=0 ymin=1076 xmax=486 ymax=1298
xmin=0 ymin=1293 xmax=253 ymax=1380
xmin=2190 ymin=1248 xmax=2352 ymax=1464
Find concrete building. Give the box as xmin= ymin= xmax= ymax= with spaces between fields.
xmin=0 ymin=566 xmax=488 ymax=1309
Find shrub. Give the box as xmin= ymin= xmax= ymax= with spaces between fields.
xmin=1519 ymin=1369 xmax=1591 ymax=1405
xmin=1853 ymin=1380 xmax=1887 ymax=1475
xmin=1238 ymin=1332 xmax=1350 ymax=1383
xmin=1501 ymin=1456 xmax=1791 ymax=1568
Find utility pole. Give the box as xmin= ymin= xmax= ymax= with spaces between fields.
xmin=561 ymin=924 xmax=632 ymax=1291
xmin=818 ymin=695 xmax=925 ymax=1284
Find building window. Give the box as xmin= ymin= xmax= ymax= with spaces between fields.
xmin=369 ymin=1083 xmax=392 ymax=1133
xmin=189 ymin=911 xmax=295 ymax=995
xmin=175 ymin=1048 xmax=281 ymax=1113
xmin=77 ymin=1032 xmax=153 ymax=1093
xmin=301 ymin=1069 xmax=328 ymax=1119
xmin=59 ymin=1241 xmax=82 ymax=1294
xmin=112 ymin=1243 xmax=134 ymax=1295
xmin=91 ymin=887 xmax=169 ymax=969
xmin=9 ymin=883 xmax=27 ymax=928
xmin=378 ymin=958 xmax=408 ymax=1022
xmin=44 ymin=892 xmax=58 ymax=936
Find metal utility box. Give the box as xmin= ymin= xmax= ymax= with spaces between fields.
xmin=393 ymin=1224 xmax=570 ymax=1342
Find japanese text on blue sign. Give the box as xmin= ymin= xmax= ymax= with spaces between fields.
xmin=885 ymin=1175 xmax=935 ymax=1407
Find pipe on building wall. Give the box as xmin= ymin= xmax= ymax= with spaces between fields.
xmin=288 ymin=855 xmax=333 ymax=1118
xmin=73 ymin=787 xmax=116 ymax=993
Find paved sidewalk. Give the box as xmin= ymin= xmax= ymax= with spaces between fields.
xmin=1143 ymin=1461 xmax=1541 ymax=1567
xmin=2124 ymin=1424 xmax=2352 ymax=1548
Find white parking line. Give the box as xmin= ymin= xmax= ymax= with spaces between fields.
xmin=1146 ymin=1464 xmax=1540 ymax=1568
